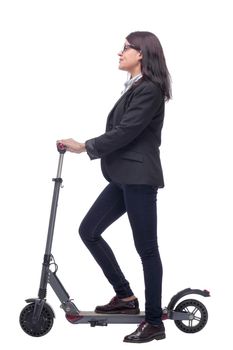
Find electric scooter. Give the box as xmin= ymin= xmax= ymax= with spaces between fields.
xmin=19 ymin=145 xmax=210 ymax=337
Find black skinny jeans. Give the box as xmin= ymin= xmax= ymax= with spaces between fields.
xmin=79 ymin=182 xmax=163 ymax=325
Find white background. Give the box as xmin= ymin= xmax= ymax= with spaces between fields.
xmin=0 ymin=0 xmax=232 ymax=349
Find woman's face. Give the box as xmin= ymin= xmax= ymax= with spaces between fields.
xmin=118 ymin=39 xmax=142 ymax=76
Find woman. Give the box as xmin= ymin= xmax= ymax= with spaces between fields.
xmin=57 ymin=31 xmax=171 ymax=343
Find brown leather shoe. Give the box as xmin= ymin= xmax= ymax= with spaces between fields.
xmin=123 ymin=321 xmax=166 ymax=343
xmin=95 ymin=296 xmax=140 ymax=314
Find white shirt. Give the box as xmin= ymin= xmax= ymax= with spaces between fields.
xmin=121 ymin=73 xmax=143 ymax=95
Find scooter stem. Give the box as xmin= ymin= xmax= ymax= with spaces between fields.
xmin=56 ymin=153 xmax=64 ymax=178
xmin=38 ymin=145 xmax=66 ymax=299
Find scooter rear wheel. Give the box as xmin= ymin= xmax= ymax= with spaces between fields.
xmin=19 ymin=302 xmax=54 ymax=337
xmin=174 ymin=298 xmax=208 ymax=333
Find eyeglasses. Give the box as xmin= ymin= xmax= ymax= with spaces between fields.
xmin=122 ymin=44 xmax=141 ymax=53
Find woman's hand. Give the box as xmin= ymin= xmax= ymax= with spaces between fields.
xmin=56 ymin=138 xmax=86 ymax=154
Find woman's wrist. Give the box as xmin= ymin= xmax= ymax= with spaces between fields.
xmin=79 ymin=143 xmax=86 ymax=153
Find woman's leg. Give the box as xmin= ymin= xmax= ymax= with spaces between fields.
xmin=78 ymin=182 xmax=133 ymax=298
xmin=122 ymin=184 xmax=163 ymax=325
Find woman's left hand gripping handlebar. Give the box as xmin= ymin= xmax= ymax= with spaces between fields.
xmin=56 ymin=138 xmax=86 ymax=154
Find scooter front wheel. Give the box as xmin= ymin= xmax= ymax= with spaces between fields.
xmin=19 ymin=302 xmax=54 ymax=337
xmin=174 ymin=299 xmax=208 ymax=333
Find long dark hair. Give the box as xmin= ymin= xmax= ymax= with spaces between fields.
xmin=126 ymin=31 xmax=172 ymax=101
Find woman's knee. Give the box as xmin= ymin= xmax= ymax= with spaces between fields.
xmin=78 ymin=219 xmax=99 ymax=243
xmin=78 ymin=220 xmax=90 ymax=241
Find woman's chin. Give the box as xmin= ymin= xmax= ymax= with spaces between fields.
xmin=118 ymin=64 xmax=127 ymax=71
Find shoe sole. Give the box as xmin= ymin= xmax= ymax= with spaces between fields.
xmin=123 ymin=332 xmax=166 ymax=343
xmin=95 ymin=309 xmax=140 ymax=315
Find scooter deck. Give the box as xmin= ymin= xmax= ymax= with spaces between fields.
xmin=67 ymin=311 xmax=146 ymax=326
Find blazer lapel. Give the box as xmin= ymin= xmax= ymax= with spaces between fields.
xmin=106 ymin=88 xmax=133 ymax=126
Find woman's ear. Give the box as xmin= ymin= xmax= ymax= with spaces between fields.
xmin=138 ymin=51 xmax=143 ymax=61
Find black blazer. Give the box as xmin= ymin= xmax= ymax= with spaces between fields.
xmin=85 ymin=79 xmax=165 ymax=187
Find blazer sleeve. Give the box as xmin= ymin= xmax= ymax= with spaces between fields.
xmin=85 ymin=84 xmax=163 ymax=160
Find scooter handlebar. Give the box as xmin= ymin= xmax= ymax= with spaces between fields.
xmin=57 ymin=143 xmax=67 ymax=154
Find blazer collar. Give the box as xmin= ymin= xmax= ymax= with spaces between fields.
xmin=106 ymin=79 xmax=146 ymax=124
xmin=111 ymin=77 xmax=145 ymax=109
xmin=111 ymin=87 xmax=133 ymax=110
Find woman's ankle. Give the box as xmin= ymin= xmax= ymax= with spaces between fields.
xmin=120 ymin=295 xmax=137 ymax=302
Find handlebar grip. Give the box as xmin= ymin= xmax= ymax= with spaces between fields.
xmin=57 ymin=143 xmax=67 ymax=154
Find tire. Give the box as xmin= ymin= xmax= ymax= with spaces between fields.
xmin=174 ymin=299 xmax=208 ymax=333
xmin=19 ymin=302 xmax=54 ymax=337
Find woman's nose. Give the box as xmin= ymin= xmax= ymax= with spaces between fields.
xmin=118 ymin=51 xmax=123 ymax=56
